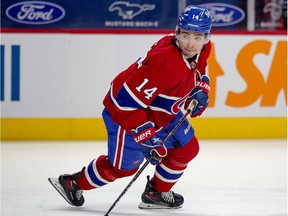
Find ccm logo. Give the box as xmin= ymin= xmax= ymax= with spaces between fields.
xmin=6 ymin=1 xmax=65 ymax=24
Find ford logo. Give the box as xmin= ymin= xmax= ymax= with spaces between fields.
xmin=6 ymin=1 xmax=65 ymax=25
xmin=200 ymin=3 xmax=245 ymax=27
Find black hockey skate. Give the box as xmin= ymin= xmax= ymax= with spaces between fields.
xmin=48 ymin=168 xmax=85 ymax=207
xmin=138 ymin=175 xmax=184 ymax=209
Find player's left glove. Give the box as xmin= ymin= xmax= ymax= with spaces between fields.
xmin=185 ymin=75 xmax=210 ymax=117
xmin=132 ymin=122 xmax=167 ymax=165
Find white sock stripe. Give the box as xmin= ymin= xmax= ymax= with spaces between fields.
xmin=155 ymin=171 xmax=178 ymax=183
xmin=85 ymin=159 xmax=110 ymax=188
xmin=85 ymin=160 xmax=101 ymax=188
xmin=160 ymin=164 xmax=185 ymax=175
xmin=92 ymin=159 xmax=110 ymax=184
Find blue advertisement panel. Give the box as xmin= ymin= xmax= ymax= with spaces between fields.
xmin=186 ymin=0 xmax=248 ymax=29
xmin=1 ymin=0 xmax=179 ymax=29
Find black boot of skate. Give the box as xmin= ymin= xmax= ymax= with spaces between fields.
xmin=58 ymin=168 xmax=85 ymax=207
xmin=48 ymin=167 xmax=85 ymax=206
xmin=138 ymin=175 xmax=184 ymax=209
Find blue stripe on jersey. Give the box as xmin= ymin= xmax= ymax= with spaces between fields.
xmin=156 ymin=165 xmax=184 ymax=181
xmin=87 ymin=160 xmax=106 ymax=187
xmin=116 ymin=86 xmax=144 ymax=109
xmin=150 ymin=95 xmax=177 ymax=114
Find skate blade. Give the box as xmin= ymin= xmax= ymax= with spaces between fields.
xmin=48 ymin=177 xmax=74 ymax=206
xmin=138 ymin=201 xmax=182 ymax=209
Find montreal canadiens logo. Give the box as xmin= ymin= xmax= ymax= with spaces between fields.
xmin=6 ymin=1 xmax=65 ymax=24
xmin=171 ymin=94 xmax=189 ymax=114
xmin=200 ymin=3 xmax=245 ymax=26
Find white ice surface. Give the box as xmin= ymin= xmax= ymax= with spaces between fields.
xmin=1 ymin=139 xmax=287 ymax=216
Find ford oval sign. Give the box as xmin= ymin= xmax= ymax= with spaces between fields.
xmin=6 ymin=1 xmax=65 ymax=25
xmin=200 ymin=3 xmax=245 ymax=27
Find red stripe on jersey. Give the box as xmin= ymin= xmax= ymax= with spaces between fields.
xmin=114 ymin=127 xmax=125 ymax=169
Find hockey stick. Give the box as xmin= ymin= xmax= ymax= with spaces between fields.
xmin=104 ymin=99 xmax=198 ymax=216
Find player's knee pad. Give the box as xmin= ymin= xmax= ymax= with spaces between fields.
xmin=164 ymin=136 xmax=200 ymax=169
xmin=77 ymin=155 xmax=139 ymax=190
xmin=183 ymin=135 xmax=200 ymax=163
xmin=97 ymin=155 xmax=139 ymax=180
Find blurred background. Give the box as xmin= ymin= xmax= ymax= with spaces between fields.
xmin=0 ymin=1 xmax=287 ymax=216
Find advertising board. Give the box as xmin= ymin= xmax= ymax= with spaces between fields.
xmin=1 ymin=33 xmax=286 ymax=139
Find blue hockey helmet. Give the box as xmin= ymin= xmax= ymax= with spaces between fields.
xmin=176 ymin=5 xmax=212 ymax=34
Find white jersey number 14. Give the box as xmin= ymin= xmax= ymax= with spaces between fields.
xmin=136 ymin=78 xmax=158 ymax=100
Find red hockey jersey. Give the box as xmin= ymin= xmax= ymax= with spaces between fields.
xmin=103 ymin=34 xmax=211 ymax=133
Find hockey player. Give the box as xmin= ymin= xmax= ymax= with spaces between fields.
xmin=50 ymin=5 xmax=212 ymax=209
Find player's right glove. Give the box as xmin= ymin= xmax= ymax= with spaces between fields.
xmin=185 ymin=75 xmax=210 ymax=117
xmin=132 ymin=122 xmax=167 ymax=165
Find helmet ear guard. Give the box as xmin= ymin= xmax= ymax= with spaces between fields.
xmin=176 ymin=5 xmax=212 ymax=34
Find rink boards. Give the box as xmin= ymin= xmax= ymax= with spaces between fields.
xmin=1 ymin=117 xmax=286 ymax=140
xmin=1 ymin=32 xmax=287 ymax=140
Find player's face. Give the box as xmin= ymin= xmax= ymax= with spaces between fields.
xmin=177 ymin=31 xmax=207 ymax=58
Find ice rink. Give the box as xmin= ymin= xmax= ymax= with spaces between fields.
xmin=1 ymin=139 xmax=287 ymax=216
